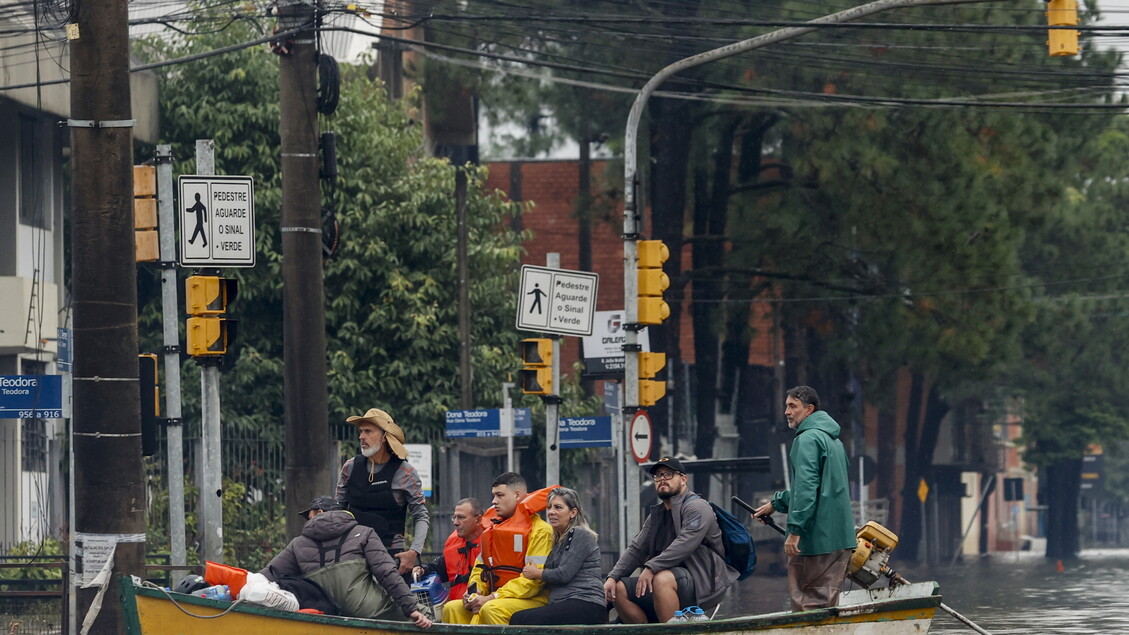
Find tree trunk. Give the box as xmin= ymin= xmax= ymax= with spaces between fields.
xmin=897 ymin=375 xmax=948 ymax=562
xmin=691 ymin=119 xmax=739 ymax=494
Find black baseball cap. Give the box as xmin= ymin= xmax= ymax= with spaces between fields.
xmin=649 ymin=456 xmax=686 ymax=475
xmin=298 ymin=495 xmax=341 ymax=518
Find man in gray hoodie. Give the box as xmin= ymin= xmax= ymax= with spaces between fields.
xmin=603 ymin=457 xmax=738 ymax=622
xmin=261 ymin=496 xmax=432 ymax=627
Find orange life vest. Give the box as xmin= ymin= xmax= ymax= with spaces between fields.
xmin=477 ymin=485 xmax=555 ymax=593
xmin=442 ymin=530 xmax=482 ymax=600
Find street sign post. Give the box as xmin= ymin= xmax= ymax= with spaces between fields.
xmin=629 ymin=410 xmax=652 ymax=463
xmin=178 ymin=175 xmax=256 ymax=268
xmin=516 ymin=265 xmax=599 ymax=337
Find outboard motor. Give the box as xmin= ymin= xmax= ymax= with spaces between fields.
xmin=847 ymin=521 xmax=901 ymax=588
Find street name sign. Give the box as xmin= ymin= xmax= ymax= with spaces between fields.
xmin=0 ymin=375 xmax=63 ymax=419
xmin=629 ymin=410 xmax=653 ymax=463
xmin=179 ymin=175 xmax=256 ymax=268
xmin=559 ymin=416 xmax=613 ymax=449
xmin=516 ymin=265 xmax=599 ymax=337
xmin=445 ymin=408 xmax=533 ymax=439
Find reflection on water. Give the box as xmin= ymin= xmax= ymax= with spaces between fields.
xmin=726 ymin=548 xmax=1129 ymax=633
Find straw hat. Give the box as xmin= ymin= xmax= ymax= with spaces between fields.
xmin=346 ymin=408 xmax=408 ymax=459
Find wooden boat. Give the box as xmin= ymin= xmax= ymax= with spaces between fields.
xmin=120 ymin=576 xmax=942 ymax=634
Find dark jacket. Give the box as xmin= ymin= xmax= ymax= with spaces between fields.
xmin=771 ymin=410 xmax=856 ymax=555
xmin=607 ymin=489 xmax=738 ymax=607
xmin=260 ymin=510 xmax=418 ymax=619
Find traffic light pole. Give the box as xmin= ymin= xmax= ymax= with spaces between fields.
xmin=545 ymin=253 xmax=561 ymax=487
xmin=194 ymin=140 xmax=224 ymax=563
xmin=155 ymin=145 xmax=187 ymax=578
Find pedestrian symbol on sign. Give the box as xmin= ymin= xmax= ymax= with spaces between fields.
xmin=186 ymin=193 xmax=209 ymax=247
xmin=527 ymin=283 xmax=546 ymax=315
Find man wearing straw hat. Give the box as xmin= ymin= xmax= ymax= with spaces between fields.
xmin=337 ymin=407 xmax=430 ymax=576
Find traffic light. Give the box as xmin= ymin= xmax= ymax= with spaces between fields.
xmin=520 ymin=338 xmax=552 ymax=395
xmin=185 ymin=275 xmax=238 ymax=356
xmin=637 ymin=240 xmax=670 ymax=325
xmin=134 ymin=165 xmax=159 ymax=262
xmin=639 ymin=351 xmax=667 ymax=406
xmin=139 ymin=354 xmax=159 ymax=456
xmin=1046 ymin=0 xmax=1079 ymax=57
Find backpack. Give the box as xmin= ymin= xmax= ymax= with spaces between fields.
xmin=691 ymin=495 xmax=756 ymax=581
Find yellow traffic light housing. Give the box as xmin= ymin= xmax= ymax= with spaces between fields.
xmin=1047 ymin=0 xmax=1079 ymax=57
xmin=639 ymin=351 xmax=667 ymax=406
xmin=186 ymin=317 xmax=231 ymax=356
xmin=185 ymin=275 xmax=238 ymax=358
xmin=640 ymin=380 xmax=666 ymax=407
xmin=637 ymin=240 xmax=670 ymax=325
xmin=185 ymin=276 xmax=238 ymax=316
xmin=640 ymin=352 xmax=666 ymax=379
xmin=134 ymin=165 xmax=159 ymax=262
xmin=520 ymin=338 xmax=553 ymax=395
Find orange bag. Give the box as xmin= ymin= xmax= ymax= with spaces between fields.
xmin=204 ymin=561 xmax=249 ymax=598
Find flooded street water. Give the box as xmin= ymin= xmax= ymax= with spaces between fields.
xmin=727 ymin=548 xmax=1129 ymax=633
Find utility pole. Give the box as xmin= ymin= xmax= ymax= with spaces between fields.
xmin=278 ymin=0 xmax=331 ymax=537
xmin=457 ymin=168 xmax=472 ymax=409
xmin=545 ymin=253 xmax=561 ymax=487
xmin=69 ymin=0 xmax=146 ymax=631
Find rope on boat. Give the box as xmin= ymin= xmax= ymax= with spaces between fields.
xmin=140 ymin=581 xmax=247 ymax=619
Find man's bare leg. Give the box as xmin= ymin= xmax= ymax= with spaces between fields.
xmin=612 ymin=581 xmax=649 ymax=624
xmin=650 ymin=569 xmax=682 ymax=622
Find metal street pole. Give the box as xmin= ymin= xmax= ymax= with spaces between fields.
xmin=195 ymin=140 xmax=224 ymax=563
xmin=155 ymin=145 xmax=187 ymax=578
xmin=502 ymin=382 xmax=515 ymax=472
xmin=545 ymin=253 xmax=561 ymax=487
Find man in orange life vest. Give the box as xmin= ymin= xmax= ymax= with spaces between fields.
xmin=441 ymin=472 xmax=554 ymax=625
xmin=412 ymin=497 xmax=486 ymax=599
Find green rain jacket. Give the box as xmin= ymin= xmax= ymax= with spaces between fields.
xmin=771 ymin=410 xmax=857 ymax=555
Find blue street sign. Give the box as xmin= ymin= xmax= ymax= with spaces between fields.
xmin=57 ymin=328 xmax=72 ymax=373
xmin=445 ymin=408 xmax=532 ymax=439
xmin=0 ymin=375 xmax=63 ymax=419
xmin=559 ymin=416 xmax=613 ymax=449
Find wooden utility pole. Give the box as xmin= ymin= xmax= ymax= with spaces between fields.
xmin=278 ymin=0 xmax=331 ymax=538
xmin=69 ymin=0 xmax=146 ymax=631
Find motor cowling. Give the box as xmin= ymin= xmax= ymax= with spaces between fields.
xmin=847 ymin=521 xmax=900 ymax=588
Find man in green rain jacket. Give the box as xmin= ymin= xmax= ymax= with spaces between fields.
xmin=754 ymin=386 xmax=856 ymax=611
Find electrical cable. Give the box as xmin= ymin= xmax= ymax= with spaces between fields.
xmin=317 ymin=53 xmax=340 ymax=115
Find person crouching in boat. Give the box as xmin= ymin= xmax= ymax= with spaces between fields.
xmin=412 ymin=497 xmax=486 ymax=599
xmin=604 ymin=457 xmax=739 ymax=623
xmin=510 ymin=487 xmax=609 ymax=625
xmin=441 ymin=472 xmax=553 ymax=625
xmin=261 ymin=496 xmax=432 ymax=628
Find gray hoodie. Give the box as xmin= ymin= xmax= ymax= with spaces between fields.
xmin=607 ymin=489 xmax=739 ymax=607
xmin=261 ymin=510 xmax=418 ymax=618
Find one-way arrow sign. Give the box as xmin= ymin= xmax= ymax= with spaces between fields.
xmin=630 ymin=410 xmax=652 ymax=464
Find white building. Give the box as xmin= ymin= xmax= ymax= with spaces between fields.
xmin=0 ymin=8 xmax=159 ymax=548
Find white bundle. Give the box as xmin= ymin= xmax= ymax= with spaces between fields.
xmin=239 ymin=572 xmax=300 ymax=612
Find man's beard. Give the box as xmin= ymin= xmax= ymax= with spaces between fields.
xmin=657 ymin=485 xmax=681 ymax=500
xmin=361 ymin=445 xmax=378 ymax=458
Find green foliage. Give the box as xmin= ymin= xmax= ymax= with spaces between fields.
xmin=134 ymin=11 xmax=529 ymax=448
xmin=0 ymin=538 xmax=65 ymax=588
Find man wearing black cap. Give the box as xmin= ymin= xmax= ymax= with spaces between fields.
xmin=603 ymin=457 xmax=738 ymax=623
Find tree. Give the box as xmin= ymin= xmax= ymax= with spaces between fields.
xmin=135 ymin=13 xmax=529 ymax=545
